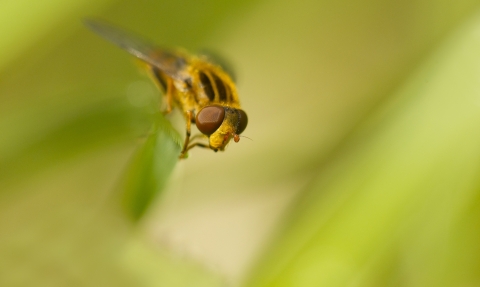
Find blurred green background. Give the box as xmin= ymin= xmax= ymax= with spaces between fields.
xmin=2 ymin=0 xmax=480 ymax=286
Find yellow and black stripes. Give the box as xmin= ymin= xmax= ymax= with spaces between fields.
xmin=198 ymin=69 xmax=232 ymax=104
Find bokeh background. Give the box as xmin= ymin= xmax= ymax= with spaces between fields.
xmin=2 ymin=0 xmax=480 ymax=286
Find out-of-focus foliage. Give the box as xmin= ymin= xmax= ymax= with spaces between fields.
xmin=244 ymin=13 xmax=480 ymax=286
xmin=1 ymin=0 xmax=480 ymax=286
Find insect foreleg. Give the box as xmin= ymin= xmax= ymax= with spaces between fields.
xmin=179 ymin=110 xmax=194 ymax=158
xmin=179 ymin=142 xmax=211 ymax=159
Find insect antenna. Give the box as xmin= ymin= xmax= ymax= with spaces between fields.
xmin=239 ymin=135 xmax=253 ymax=141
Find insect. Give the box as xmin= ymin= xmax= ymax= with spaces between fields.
xmin=85 ymin=19 xmax=248 ymax=158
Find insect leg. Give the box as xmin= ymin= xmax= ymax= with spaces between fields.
xmin=180 ymin=110 xmax=194 ymax=158
xmin=146 ymin=66 xmax=173 ymax=113
xmin=187 ymin=142 xmax=210 ymax=151
xmin=164 ymin=79 xmax=174 ymax=113
xmin=189 ymin=133 xmax=206 ymax=141
xmin=179 ymin=142 xmax=212 ymax=159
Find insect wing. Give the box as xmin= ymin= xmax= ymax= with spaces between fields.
xmin=84 ymin=19 xmax=188 ymax=81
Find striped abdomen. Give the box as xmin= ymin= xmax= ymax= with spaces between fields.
xmin=197 ymin=68 xmax=238 ymax=105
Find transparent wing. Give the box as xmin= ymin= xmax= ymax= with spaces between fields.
xmin=84 ymin=19 xmax=188 ymax=81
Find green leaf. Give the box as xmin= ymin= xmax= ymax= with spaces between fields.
xmin=121 ymin=113 xmax=182 ymax=221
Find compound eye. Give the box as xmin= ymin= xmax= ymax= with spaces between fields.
xmin=196 ymin=105 xmax=225 ymax=135
xmin=236 ymin=109 xmax=248 ymax=134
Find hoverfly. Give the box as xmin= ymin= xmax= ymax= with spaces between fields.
xmin=85 ymin=19 xmax=248 ymax=158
